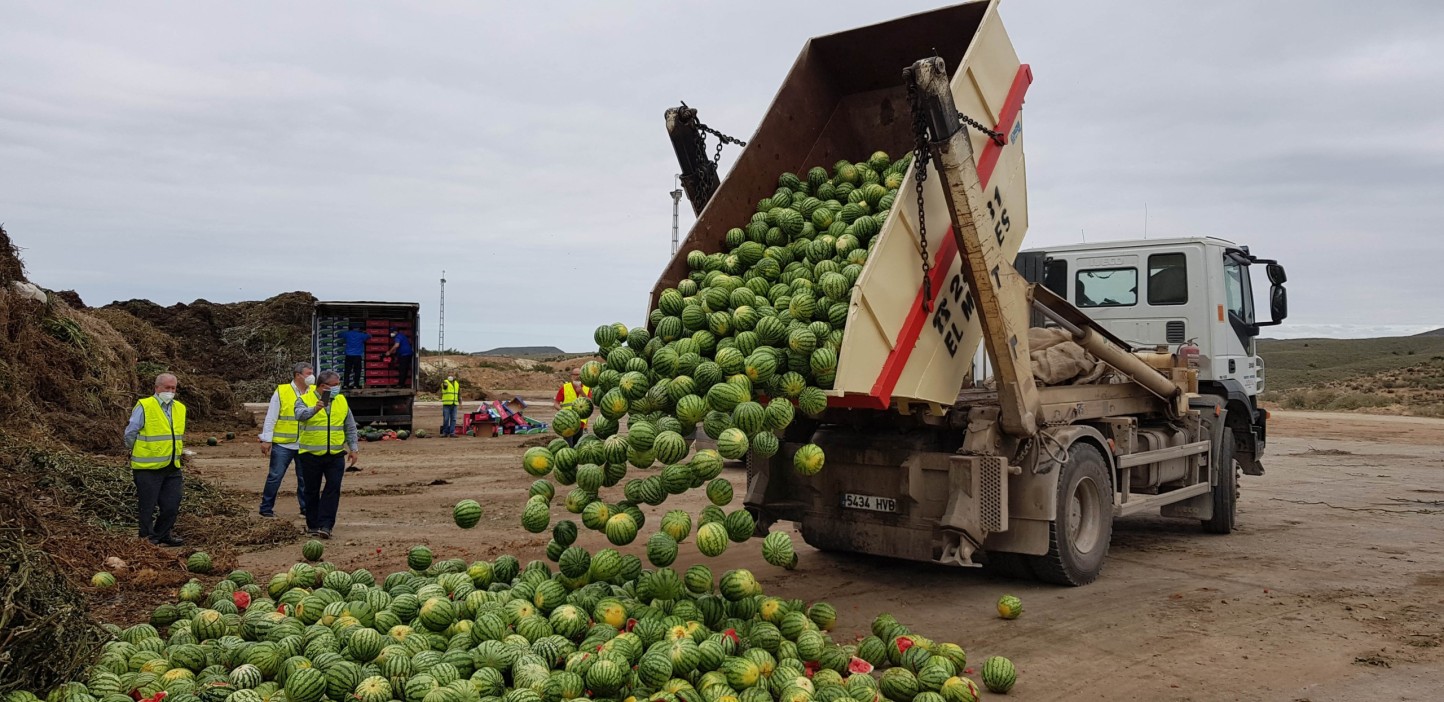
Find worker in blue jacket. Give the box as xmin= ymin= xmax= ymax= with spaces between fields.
xmin=383 ymin=327 xmax=414 ymax=386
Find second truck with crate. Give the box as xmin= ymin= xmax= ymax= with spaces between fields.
xmin=313 ymin=300 xmax=420 ymax=431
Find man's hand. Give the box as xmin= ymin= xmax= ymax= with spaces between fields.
xmin=346 ymin=451 xmax=359 ymax=467
xmin=261 ymin=441 xmax=272 ymax=457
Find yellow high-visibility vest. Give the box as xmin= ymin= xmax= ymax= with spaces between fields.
xmin=131 ymin=396 xmax=186 ymax=470
xmin=441 ymin=379 xmax=460 ymax=405
xmin=560 ymin=382 xmax=590 ymax=407
xmin=273 ymin=382 xmax=317 ymax=444
xmin=298 ymin=395 xmax=351 ymax=455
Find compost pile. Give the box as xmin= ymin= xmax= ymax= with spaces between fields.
xmin=0 ymin=226 xmax=295 ymax=693
xmin=104 ymin=291 xmax=315 ymax=404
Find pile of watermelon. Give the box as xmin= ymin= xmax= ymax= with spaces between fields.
xmin=24 ymin=542 xmax=1016 ymax=702
xmin=528 ymin=155 xmax=910 ymax=571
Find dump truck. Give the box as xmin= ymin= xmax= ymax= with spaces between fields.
xmin=312 ymin=300 xmax=420 ymax=431
xmin=658 ymin=0 xmax=1288 ymax=584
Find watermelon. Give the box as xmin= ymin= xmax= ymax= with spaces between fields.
xmin=604 ymin=513 xmax=638 ymax=546
xmin=938 ymin=677 xmax=981 ymax=702
xmin=785 ymin=444 xmax=822 ymax=476
xmin=522 ymin=447 xmax=555 ymax=477
xmin=750 ymin=431 xmax=779 ymax=458
xmin=552 ymin=409 xmax=581 ymax=438
xmin=407 ymin=545 xmax=433 ymax=571
xmin=705 ymin=478 xmax=733 ymax=506
xmin=660 ymin=509 xmax=693 ymax=543
xmin=716 ymin=428 xmax=750 ymax=460
xmin=186 ymin=552 xmax=213 ymax=574
xmin=557 ymin=547 xmax=591 ymax=579
xmin=997 ymin=594 xmax=1023 ymax=619
xmin=91 ymin=571 xmax=116 ymax=588
xmin=652 ymin=430 xmax=688 ymax=464
xmin=724 ymin=509 xmax=757 ymax=542
xmin=761 ymin=531 xmax=797 ymax=570
xmin=452 ymin=500 xmax=482 ymax=529
xmin=645 ymin=532 xmax=679 ymax=567
xmin=696 ymin=522 xmax=729 ymax=558
xmin=797 ymin=387 xmax=828 ymax=417
xmin=705 ymin=382 xmax=747 ymax=413
xmin=981 ymin=657 xmax=1016 ymax=694
xmin=283 ymin=667 xmax=325 ymax=702
xmin=879 ymin=668 xmax=918 ymax=702
xmin=206 ymin=437 xmax=218 ymax=446
xmin=521 ymin=501 xmax=550 ymax=533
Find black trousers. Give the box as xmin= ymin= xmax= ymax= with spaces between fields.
xmin=134 ymin=466 xmax=183 ymax=539
xmin=298 ymin=452 xmax=345 ymax=531
xmin=343 ymin=355 xmax=364 ymax=387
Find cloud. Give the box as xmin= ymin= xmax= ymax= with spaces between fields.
xmin=1 ymin=0 xmax=1441 ymax=352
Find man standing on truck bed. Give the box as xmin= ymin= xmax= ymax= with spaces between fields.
xmin=383 ymin=327 xmax=413 ymax=386
xmin=257 ymin=362 xmax=315 ymax=519
xmin=339 ymin=323 xmax=370 ymax=389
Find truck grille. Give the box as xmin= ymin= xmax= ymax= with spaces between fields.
xmin=980 ymin=456 xmax=1003 ymax=532
xmin=1165 ymin=321 xmax=1186 ymax=344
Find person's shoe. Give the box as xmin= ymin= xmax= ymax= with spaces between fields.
xmin=317 ymin=528 xmax=332 ymax=539
xmin=150 ymin=535 xmax=186 ymax=547
xmin=259 ymin=512 xmax=277 ymax=519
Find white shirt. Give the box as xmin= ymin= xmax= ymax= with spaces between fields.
xmin=258 ymin=380 xmax=309 ymax=449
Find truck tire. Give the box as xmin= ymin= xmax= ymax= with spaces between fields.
xmin=1202 ymin=428 xmax=1238 ymax=534
xmin=1029 ymin=442 xmax=1112 ymax=586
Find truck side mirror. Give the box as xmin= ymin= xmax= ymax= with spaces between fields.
xmin=1266 ymin=263 xmax=1286 ymax=285
xmin=1270 ymin=284 xmax=1287 ymax=323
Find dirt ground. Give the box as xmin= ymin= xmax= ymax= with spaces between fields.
xmin=187 ymin=405 xmax=1444 ymax=702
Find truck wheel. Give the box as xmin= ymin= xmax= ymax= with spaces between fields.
xmin=1029 ymin=442 xmax=1112 ymax=586
xmin=1202 ymin=428 xmax=1238 ymax=534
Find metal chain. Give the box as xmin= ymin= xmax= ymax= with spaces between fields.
xmin=959 ymin=113 xmax=1006 ymax=146
xmin=905 ymin=67 xmax=935 ymax=312
xmin=696 ymin=122 xmax=747 ymax=167
xmin=902 ymin=66 xmax=1008 ymax=314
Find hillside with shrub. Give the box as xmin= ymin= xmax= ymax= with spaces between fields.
xmin=1259 ymin=334 xmax=1444 ymax=417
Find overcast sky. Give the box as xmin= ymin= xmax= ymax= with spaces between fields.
xmin=3 ymin=0 xmax=1441 ymax=350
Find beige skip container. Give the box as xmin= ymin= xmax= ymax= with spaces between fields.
xmin=649 ymin=0 xmax=1031 ymax=410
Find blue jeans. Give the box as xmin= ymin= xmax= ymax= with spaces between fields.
xmin=442 ymin=405 xmax=458 ymax=436
xmin=259 ymin=444 xmax=307 ymax=516
xmin=298 ymin=452 xmax=345 ymax=532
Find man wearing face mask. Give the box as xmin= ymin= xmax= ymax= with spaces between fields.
xmin=257 ymin=362 xmax=316 ymax=518
xmin=440 ymin=374 xmax=461 ymax=437
xmin=123 ymin=373 xmax=187 ymax=546
xmin=294 ymin=371 xmax=359 ymax=538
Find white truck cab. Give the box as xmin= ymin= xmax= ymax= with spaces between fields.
xmin=1018 ymin=237 xmax=1289 ymax=474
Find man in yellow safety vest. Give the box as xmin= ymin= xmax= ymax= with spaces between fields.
xmin=294 ymin=370 xmax=359 ymax=539
xmin=553 ymin=367 xmax=591 ymax=446
xmin=441 ymin=375 xmax=461 ymax=437
xmin=258 ymin=362 xmax=316 ymax=518
xmin=123 ymin=373 xmax=187 ymax=546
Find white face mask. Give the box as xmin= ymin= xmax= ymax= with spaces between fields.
xmin=446 ymin=376 xmax=454 ymax=382
xmin=157 ymin=391 xmax=176 ymax=403
xmin=303 ymin=374 xmax=316 ymax=386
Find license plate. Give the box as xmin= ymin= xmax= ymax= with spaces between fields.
xmin=841 ymin=493 xmax=898 ymax=513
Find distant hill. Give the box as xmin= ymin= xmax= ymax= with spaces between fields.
xmin=477 ymin=346 xmax=566 ymax=357
xmin=1258 ymin=335 xmax=1444 ymax=391
xmin=1415 ymin=328 xmax=1444 ymax=337
xmin=1259 ymin=335 xmax=1444 ymax=417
